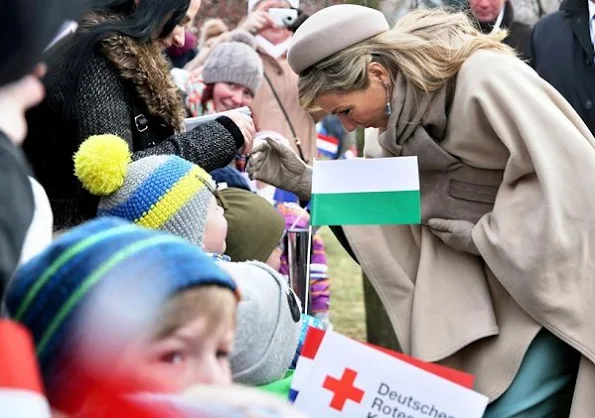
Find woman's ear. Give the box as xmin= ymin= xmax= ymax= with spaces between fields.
xmin=368 ymin=62 xmax=390 ymax=84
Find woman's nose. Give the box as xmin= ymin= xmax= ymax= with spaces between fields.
xmin=339 ymin=115 xmax=357 ymax=132
xmin=173 ymin=28 xmax=185 ymax=48
xmin=230 ymin=91 xmax=243 ymax=106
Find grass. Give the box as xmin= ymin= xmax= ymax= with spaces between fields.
xmin=318 ymin=227 xmax=366 ymax=341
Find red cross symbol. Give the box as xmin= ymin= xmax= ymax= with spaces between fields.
xmin=323 ymin=368 xmax=365 ymax=411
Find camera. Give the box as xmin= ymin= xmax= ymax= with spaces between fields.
xmin=268 ymin=8 xmax=298 ymax=28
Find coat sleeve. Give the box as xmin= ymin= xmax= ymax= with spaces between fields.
xmin=132 ymin=116 xmax=244 ymax=172
xmin=0 ymin=132 xmax=34 ymax=297
xmin=76 ymin=54 xmax=242 ymax=172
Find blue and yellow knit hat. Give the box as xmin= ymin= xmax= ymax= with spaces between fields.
xmin=73 ymin=135 xmax=216 ymax=247
xmin=4 ymin=217 xmax=238 ymax=394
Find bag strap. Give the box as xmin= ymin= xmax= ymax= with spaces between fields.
xmin=263 ymin=72 xmax=309 ymax=163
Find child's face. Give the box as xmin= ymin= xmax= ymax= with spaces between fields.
xmin=203 ymin=196 xmax=228 ymax=254
xmin=266 ymin=247 xmax=283 ymax=271
xmin=133 ymin=308 xmax=235 ymax=392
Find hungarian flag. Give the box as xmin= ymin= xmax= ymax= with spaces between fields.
xmin=310 ymin=157 xmax=421 ymax=226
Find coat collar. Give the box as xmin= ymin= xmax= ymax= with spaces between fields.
xmin=561 ymin=0 xmax=594 ymax=61
xmin=80 ymin=13 xmax=185 ymax=132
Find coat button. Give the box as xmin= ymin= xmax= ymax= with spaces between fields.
xmin=586 ymin=100 xmax=593 ymax=110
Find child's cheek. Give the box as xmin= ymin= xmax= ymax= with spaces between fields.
xmin=133 ymin=361 xmax=189 ymax=393
xmin=266 ymin=247 xmax=283 ymax=271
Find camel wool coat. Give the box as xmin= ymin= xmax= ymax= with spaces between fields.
xmin=344 ymin=50 xmax=595 ymax=416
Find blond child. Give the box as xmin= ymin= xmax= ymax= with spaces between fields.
xmin=4 ymin=217 xmax=239 ymax=414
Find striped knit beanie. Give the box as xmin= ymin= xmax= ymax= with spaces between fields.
xmin=73 ymin=135 xmax=216 ymax=247
xmin=4 ymin=217 xmax=238 ymax=402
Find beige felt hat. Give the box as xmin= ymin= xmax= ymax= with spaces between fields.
xmin=287 ymin=4 xmax=389 ymax=74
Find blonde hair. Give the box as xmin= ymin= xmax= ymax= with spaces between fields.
xmin=154 ymin=285 xmax=237 ymax=339
xmin=298 ymin=8 xmax=515 ymax=111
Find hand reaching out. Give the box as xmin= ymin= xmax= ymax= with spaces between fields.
xmin=247 ymin=137 xmax=312 ymax=201
xmin=238 ymin=11 xmax=274 ymax=34
xmin=224 ymin=110 xmax=256 ymax=155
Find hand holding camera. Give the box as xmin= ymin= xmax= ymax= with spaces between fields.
xmin=240 ymin=4 xmax=299 ymax=34
xmin=239 ymin=11 xmax=275 ymax=34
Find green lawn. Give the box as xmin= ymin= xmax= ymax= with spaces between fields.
xmin=319 ymin=227 xmax=366 ymax=341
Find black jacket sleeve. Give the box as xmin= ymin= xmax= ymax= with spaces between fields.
xmin=0 ymin=132 xmax=34 ymax=298
xmin=76 ymin=53 xmax=242 ymax=172
xmin=133 ymin=117 xmax=244 ymax=172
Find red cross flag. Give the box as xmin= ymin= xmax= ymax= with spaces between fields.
xmin=293 ymin=330 xmax=488 ymax=418
xmin=290 ymin=328 xmax=475 ymax=403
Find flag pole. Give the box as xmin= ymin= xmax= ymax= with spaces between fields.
xmin=303 ymin=224 xmax=312 ymax=315
xmin=303 ymin=157 xmax=316 ymax=315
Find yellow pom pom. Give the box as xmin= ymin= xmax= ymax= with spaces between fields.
xmin=74 ymin=134 xmax=131 ymax=196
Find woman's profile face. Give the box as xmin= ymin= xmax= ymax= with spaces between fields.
xmin=211 ymin=82 xmax=254 ymax=112
xmin=159 ymin=0 xmax=202 ymax=49
xmin=315 ymin=81 xmax=389 ymax=132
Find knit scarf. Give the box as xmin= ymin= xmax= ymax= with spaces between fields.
xmin=79 ymin=13 xmax=186 ymax=132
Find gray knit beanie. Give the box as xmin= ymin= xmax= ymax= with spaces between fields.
xmin=202 ymin=29 xmax=264 ymax=94
xmin=74 ymin=135 xmax=215 ymax=247
xmin=222 ymin=261 xmax=302 ymax=386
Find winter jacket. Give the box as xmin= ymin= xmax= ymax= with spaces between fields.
xmin=24 ymin=25 xmax=244 ymax=230
xmin=526 ymin=0 xmax=595 ymax=135
xmin=0 ymin=132 xmax=34 ymax=297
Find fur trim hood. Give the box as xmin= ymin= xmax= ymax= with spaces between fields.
xmin=80 ymin=13 xmax=185 ymax=132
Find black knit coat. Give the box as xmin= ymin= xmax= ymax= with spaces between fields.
xmin=24 ymin=32 xmax=244 ymax=230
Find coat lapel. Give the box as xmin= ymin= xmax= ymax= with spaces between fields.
xmin=565 ymin=0 xmax=594 ymax=61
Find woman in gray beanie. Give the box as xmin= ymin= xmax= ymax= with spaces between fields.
xmin=185 ymin=29 xmax=264 ymax=117
xmin=247 ymin=4 xmax=595 ymax=417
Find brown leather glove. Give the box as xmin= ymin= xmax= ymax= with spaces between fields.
xmin=427 ymin=218 xmax=480 ymax=256
xmin=247 ymin=137 xmax=312 ymax=201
